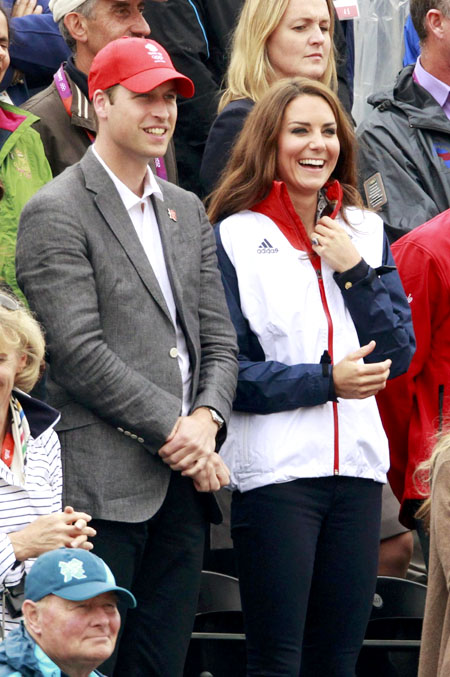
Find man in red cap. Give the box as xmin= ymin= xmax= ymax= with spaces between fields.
xmin=22 ymin=0 xmax=178 ymax=184
xmin=16 ymin=37 xmax=238 ymax=677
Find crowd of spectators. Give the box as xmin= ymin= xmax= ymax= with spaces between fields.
xmin=0 ymin=0 xmax=449 ymax=675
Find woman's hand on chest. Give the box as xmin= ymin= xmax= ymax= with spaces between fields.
xmin=311 ymin=216 xmax=361 ymax=273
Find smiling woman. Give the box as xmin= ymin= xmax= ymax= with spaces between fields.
xmin=276 ymin=95 xmax=340 ymax=220
xmin=207 ymin=78 xmax=360 ymax=226
xmin=208 ymin=77 xmax=415 ymax=675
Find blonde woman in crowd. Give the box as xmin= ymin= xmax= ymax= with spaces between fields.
xmin=417 ymin=430 xmax=450 ymax=677
xmin=0 ymin=291 xmax=94 ymax=633
xmin=200 ymin=0 xmax=337 ymax=195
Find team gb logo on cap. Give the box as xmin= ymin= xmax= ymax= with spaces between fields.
xmin=59 ymin=558 xmax=87 ymax=583
xmin=145 ymin=43 xmax=165 ymax=64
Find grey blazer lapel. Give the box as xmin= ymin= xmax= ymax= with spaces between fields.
xmin=81 ymin=150 xmax=172 ymax=322
xmin=152 ymin=193 xmax=200 ymax=371
xmin=152 ymin=194 xmax=186 ymax=323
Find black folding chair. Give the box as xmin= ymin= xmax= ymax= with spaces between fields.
xmin=357 ymin=576 xmax=427 ymax=677
xmin=184 ymin=570 xmax=246 ymax=677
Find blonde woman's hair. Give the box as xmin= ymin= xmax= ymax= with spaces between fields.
xmin=219 ymin=0 xmax=337 ymax=112
xmin=0 ymin=292 xmax=45 ymax=393
xmin=415 ymin=427 xmax=450 ymax=528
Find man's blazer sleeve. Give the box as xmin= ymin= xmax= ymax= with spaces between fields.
xmin=16 ymin=180 xmax=235 ymax=450
xmin=183 ymin=192 xmax=239 ymax=443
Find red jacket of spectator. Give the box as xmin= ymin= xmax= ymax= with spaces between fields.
xmin=377 ymin=209 xmax=450 ymax=527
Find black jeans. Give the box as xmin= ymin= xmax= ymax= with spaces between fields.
xmin=232 ymin=475 xmax=383 ymax=677
xmin=90 ymin=471 xmax=207 ymax=677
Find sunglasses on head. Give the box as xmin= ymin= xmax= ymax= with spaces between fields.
xmin=0 ymin=293 xmax=20 ymax=311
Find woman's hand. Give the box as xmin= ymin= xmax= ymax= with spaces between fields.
xmin=311 ymin=216 xmax=361 ymax=273
xmin=333 ymin=341 xmax=391 ymax=399
xmin=11 ymin=0 xmax=43 ymax=16
xmin=8 ymin=506 xmax=96 ymax=561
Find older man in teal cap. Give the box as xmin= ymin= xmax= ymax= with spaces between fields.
xmin=0 ymin=548 xmax=136 ymax=677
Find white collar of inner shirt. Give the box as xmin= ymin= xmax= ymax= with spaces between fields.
xmin=92 ymin=145 xmax=163 ymax=210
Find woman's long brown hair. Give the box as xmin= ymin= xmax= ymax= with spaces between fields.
xmin=207 ymin=77 xmax=362 ymax=224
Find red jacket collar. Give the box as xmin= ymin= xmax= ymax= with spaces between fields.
xmin=250 ymin=180 xmax=343 ymax=252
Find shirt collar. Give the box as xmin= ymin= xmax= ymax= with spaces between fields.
xmin=92 ymin=145 xmax=163 ymax=211
xmin=413 ymin=56 xmax=450 ymax=108
xmin=33 ymin=642 xmax=98 ymax=676
xmin=65 ymin=55 xmax=89 ymax=100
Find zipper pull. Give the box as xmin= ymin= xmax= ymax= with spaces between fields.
xmin=320 ymin=350 xmax=332 ymax=376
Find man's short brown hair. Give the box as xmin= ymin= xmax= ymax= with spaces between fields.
xmin=410 ymin=0 xmax=450 ymax=43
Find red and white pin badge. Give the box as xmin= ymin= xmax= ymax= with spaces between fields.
xmin=167 ymin=208 xmax=177 ymax=222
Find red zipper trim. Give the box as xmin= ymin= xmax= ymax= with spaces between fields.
xmin=314 ymin=265 xmax=339 ymax=475
xmin=277 ymin=196 xmax=340 ymax=474
xmin=252 ymin=181 xmax=342 ymax=474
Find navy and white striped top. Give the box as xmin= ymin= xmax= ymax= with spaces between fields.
xmin=0 ymin=392 xmax=61 ymax=633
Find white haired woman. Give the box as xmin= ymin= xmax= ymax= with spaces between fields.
xmin=0 ymin=291 xmax=95 ymax=634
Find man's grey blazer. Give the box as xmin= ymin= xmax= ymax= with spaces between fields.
xmin=16 ymin=147 xmax=238 ymax=523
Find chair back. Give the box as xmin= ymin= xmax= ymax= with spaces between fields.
xmin=370 ymin=576 xmax=427 ymax=621
xmin=356 ymin=576 xmax=427 ymax=677
xmin=185 ymin=571 xmax=245 ymax=677
xmin=196 ymin=570 xmax=242 ymax=615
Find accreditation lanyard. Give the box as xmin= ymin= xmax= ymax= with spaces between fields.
xmin=1 ymin=429 xmax=14 ymax=468
xmin=54 ymin=66 xmax=95 ymax=143
xmin=53 ymin=66 xmax=168 ymax=180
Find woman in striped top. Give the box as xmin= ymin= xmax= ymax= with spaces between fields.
xmin=0 ymin=291 xmax=95 ymax=633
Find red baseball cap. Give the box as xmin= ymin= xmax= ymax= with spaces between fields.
xmin=88 ymin=37 xmax=195 ymax=100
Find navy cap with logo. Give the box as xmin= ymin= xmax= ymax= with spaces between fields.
xmin=25 ymin=548 xmax=136 ymax=608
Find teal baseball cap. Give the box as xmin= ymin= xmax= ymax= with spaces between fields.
xmin=25 ymin=548 xmax=136 ymax=608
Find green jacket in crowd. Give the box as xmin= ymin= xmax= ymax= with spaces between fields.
xmin=0 ymin=101 xmax=51 ymax=301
